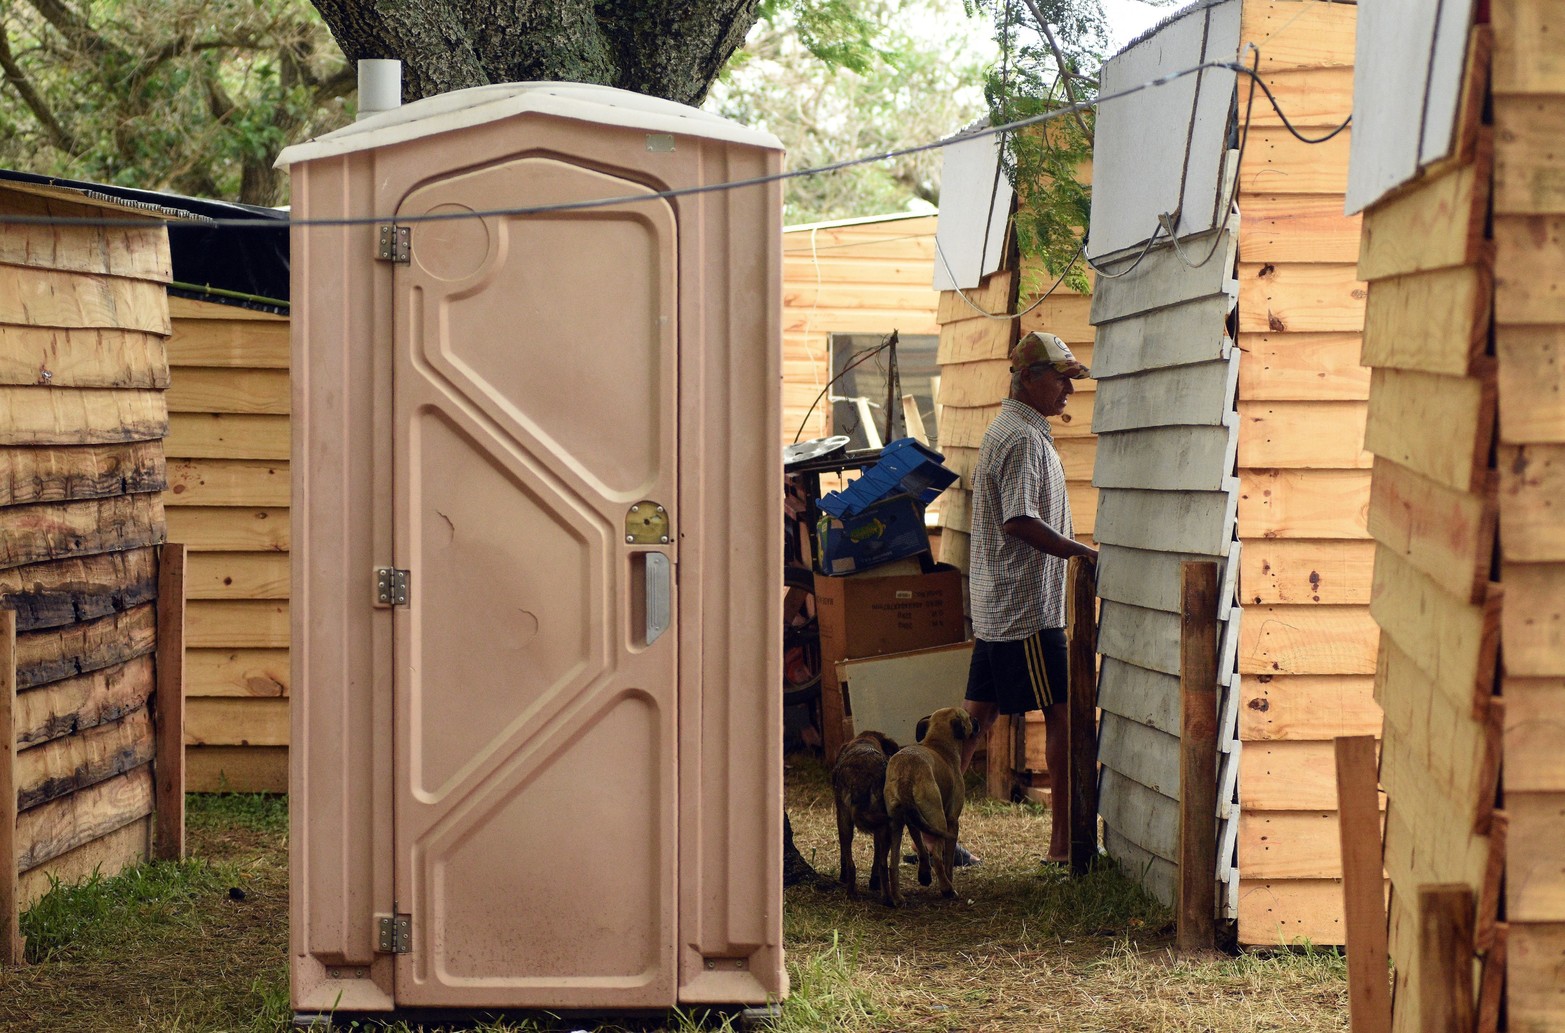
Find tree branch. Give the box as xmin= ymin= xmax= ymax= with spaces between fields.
xmin=1018 ymin=0 xmax=1092 ymax=140
xmin=0 ymin=21 xmax=79 ymax=153
xmin=23 ymin=0 xmax=128 ymax=63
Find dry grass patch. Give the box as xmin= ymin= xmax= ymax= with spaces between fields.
xmin=779 ymin=752 xmax=1350 ymax=1032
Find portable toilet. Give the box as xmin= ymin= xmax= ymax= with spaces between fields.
xmin=276 ymin=82 xmax=785 ymax=1019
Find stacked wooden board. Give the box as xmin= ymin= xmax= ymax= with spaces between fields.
xmin=163 ymin=298 xmax=290 ymax=793
xmin=0 ymin=181 xmax=181 ymax=940
xmin=1492 ymin=5 xmax=1565 ymax=1027
xmin=1230 ymin=0 xmax=1379 ymax=946
xmin=781 ymin=213 xmax=941 ymax=449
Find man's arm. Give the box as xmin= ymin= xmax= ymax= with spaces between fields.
xmin=1002 ymin=515 xmax=1098 ymax=562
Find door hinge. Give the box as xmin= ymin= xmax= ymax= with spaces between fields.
xmin=375 ymin=567 xmax=410 ymax=607
xmin=376 ymin=913 xmax=412 ymax=954
xmin=376 ymin=224 xmax=411 ymax=264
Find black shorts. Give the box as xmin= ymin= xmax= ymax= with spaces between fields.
xmin=965 ymin=627 xmax=1068 ymax=715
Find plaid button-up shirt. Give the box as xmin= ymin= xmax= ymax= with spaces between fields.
xmin=968 ymin=397 xmax=1074 ymax=641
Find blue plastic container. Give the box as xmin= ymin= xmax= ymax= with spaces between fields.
xmin=817 ymin=438 xmax=958 ymax=518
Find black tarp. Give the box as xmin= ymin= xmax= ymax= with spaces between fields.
xmin=0 ymin=169 xmax=290 ymax=314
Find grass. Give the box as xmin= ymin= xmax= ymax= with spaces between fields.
xmin=0 ymin=762 xmax=1349 ymax=1032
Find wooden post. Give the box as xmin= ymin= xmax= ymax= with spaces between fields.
xmin=1177 ymin=560 xmax=1218 ymax=952
xmin=1419 ymin=884 xmax=1475 ymax=1032
xmin=985 ymin=715 xmax=1014 ymax=801
xmin=154 ymin=544 xmax=187 ymax=861
xmin=1335 ymin=735 xmax=1392 ymax=1033
xmin=1065 ymin=555 xmax=1099 ymax=875
xmin=0 ymin=610 xmax=21 ymax=965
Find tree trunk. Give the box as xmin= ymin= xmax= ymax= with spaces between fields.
xmin=310 ymin=0 xmax=764 ymax=106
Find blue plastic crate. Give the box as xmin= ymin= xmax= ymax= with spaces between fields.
xmin=818 ymin=438 xmax=958 ymax=518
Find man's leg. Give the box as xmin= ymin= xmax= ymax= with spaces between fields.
xmin=1043 ymin=700 xmax=1069 ymax=861
xmin=961 ymin=698 xmax=999 ymax=773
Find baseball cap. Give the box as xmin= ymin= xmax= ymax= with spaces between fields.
xmin=1008 ymin=331 xmax=1091 ymax=379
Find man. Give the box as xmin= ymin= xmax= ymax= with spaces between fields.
xmin=962 ymin=330 xmax=1097 ymax=865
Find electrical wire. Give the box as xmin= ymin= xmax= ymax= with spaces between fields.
xmin=0 ymin=59 xmax=1353 ymax=234
xmin=791 ymin=332 xmax=899 ymax=445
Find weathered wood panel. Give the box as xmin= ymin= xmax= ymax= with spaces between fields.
xmin=14 ymin=655 xmax=155 ymax=748
xmin=1494 ymin=214 xmax=1565 ymax=323
xmin=1089 ymin=296 xmax=1231 ymax=376
xmin=1092 ymin=355 xmax=1237 ymax=433
xmin=13 ymin=603 xmax=158 ymax=690
xmin=15 ymin=765 xmax=154 ymax=873
xmin=16 ymin=706 xmax=155 ymax=811
xmin=0 ymin=492 xmax=166 ymax=569
xmin=0 ymin=328 xmax=170 ymax=390
xmin=0 ymin=547 xmax=159 ymax=632
xmin=0 ymin=387 xmax=168 ymax=446
xmin=1099 ymin=766 xmax=1179 ymax=864
xmin=0 ymin=191 xmax=171 ymax=280
xmin=1098 ymin=710 xmax=1180 ymax=799
xmin=0 ymin=266 xmax=170 ymax=334
xmin=1098 ymin=543 xmax=1238 ymax=617
xmin=0 ymin=441 xmax=166 ymax=508
xmin=18 ymin=816 xmax=149 ymax=909
xmin=1096 ymin=657 xmax=1180 ymax=738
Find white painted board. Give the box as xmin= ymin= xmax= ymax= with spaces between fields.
xmin=1100 ymin=766 xmax=1180 ymax=863
xmin=1345 ymin=0 xmax=1478 ymax=213
xmin=1096 ymin=544 xmax=1235 ymax=616
xmin=1089 ymin=0 xmax=1242 ymax=258
xmin=1099 ymin=710 xmax=1181 ymax=798
xmin=1093 ymin=421 xmax=1237 ymax=492
xmin=1096 ymin=655 xmax=1180 ymax=735
xmin=836 ymin=640 xmax=973 ymax=747
xmin=1089 ymin=231 xmax=1236 ymax=325
xmin=1092 ymin=351 xmax=1239 ymax=433
xmin=933 ymin=128 xmax=1014 ymax=291
xmin=1092 ymin=485 xmax=1237 ymax=556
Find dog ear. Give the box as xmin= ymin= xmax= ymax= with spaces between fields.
xmin=879 ymin=733 xmax=900 ymax=756
xmin=915 ymin=715 xmax=931 ymax=742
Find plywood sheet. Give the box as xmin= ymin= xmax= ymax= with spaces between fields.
xmin=1494 ymin=214 xmax=1565 ymax=323
xmin=1092 ymin=353 xmax=1237 ymax=433
xmin=1502 ymin=562 xmax=1565 ymax=678
xmin=1497 ymin=326 xmax=1565 ymax=444
xmin=1098 ymin=543 xmax=1237 ymax=617
xmin=1089 ymin=3 xmax=1241 ymax=258
xmin=1495 ymin=95 xmax=1565 ymax=214
xmin=1509 ymin=922 xmax=1565 ymax=1033
xmin=1357 ymin=146 xmax=1491 ymax=280
xmin=1238 ymin=468 xmax=1372 ymax=539
xmin=1239 ymin=538 xmax=1374 ymax=605
xmin=1507 ymin=792 xmax=1565 ymax=921
xmin=1493 ymin=0 xmax=1565 ymax=94
xmin=186 ymin=647 xmax=289 ymax=698
xmin=1099 ymin=766 xmax=1180 ymax=863
xmin=1094 ymin=423 xmax=1236 ymax=491
xmin=1237 ymin=400 xmax=1370 ymax=469
xmin=1368 ymin=456 xmax=1496 ymax=605
xmin=1096 ymin=656 xmax=1180 ymax=737
xmin=1098 ymin=710 xmax=1180 ymax=799
xmin=0 ymin=326 xmax=170 ymax=389
xmin=1238 ymin=604 xmax=1379 ymax=676
xmin=1236 ymin=331 xmax=1368 ymax=401
xmin=1361 ymin=264 xmax=1491 ymax=377
xmin=1236 ymin=262 xmax=1365 ymax=334
xmin=1238 ymin=674 xmax=1380 ymax=741
xmin=931 ymin=131 xmax=1011 ymax=291
xmin=1237 ymin=877 xmax=1350 ymax=946
xmin=1237 ymin=194 xmax=1363 ymax=264
xmin=162 ymin=507 xmax=289 ymax=552
xmin=1089 ymin=238 xmax=1234 ymax=327
xmin=1346 ymin=0 xmax=1480 ymax=212
xmin=1094 ymin=486 xmax=1237 ymax=556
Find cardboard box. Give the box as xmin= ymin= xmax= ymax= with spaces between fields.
xmin=816 ymin=493 xmax=930 ymax=575
xmin=814 ymin=560 xmax=966 ymax=757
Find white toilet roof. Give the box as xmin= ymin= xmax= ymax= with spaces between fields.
xmin=276 ymin=81 xmax=782 ymax=167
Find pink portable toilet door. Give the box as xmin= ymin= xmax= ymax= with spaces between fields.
xmin=389 ymin=155 xmax=680 ymax=1008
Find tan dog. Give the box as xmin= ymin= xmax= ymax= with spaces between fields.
xmin=882 ymin=707 xmax=978 ymax=907
xmin=830 ymin=730 xmax=900 ymax=897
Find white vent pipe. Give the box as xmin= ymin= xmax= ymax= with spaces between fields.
xmin=357 ymin=60 xmax=403 ymax=120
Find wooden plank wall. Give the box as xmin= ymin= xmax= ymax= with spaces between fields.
xmin=0 ymin=185 xmax=171 ymax=906
xmin=781 ymin=213 xmax=940 ymax=450
xmin=163 ymin=297 xmax=290 ymax=793
xmin=1231 ymin=0 xmax=1373 ymax=946
xmin=934 ymin=254 xmax=1097 ymax=786
xmin=1086 ymin=229 xmax=1240 ymax=910
xmin=1357 ymin=26 xmax=1500 ymax=1033
xmin=1492 ymin=4 xmax=1565 ymax=1026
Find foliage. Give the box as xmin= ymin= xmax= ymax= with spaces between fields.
xmin=709 ymin=0 xmax=996 ymax=224
xmin=0 ymin=0 xmax=353 ymax=204
xmin=967 ymin=0 xmax=1110 ymax=293
xmin=21 ymin=858 xmax=235 ymax=963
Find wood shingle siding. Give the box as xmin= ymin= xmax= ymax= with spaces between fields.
xmin=0 ymin=182 xmax=178 ymax=925
xmin=162 ymin=297 xmax=290 ymax=793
